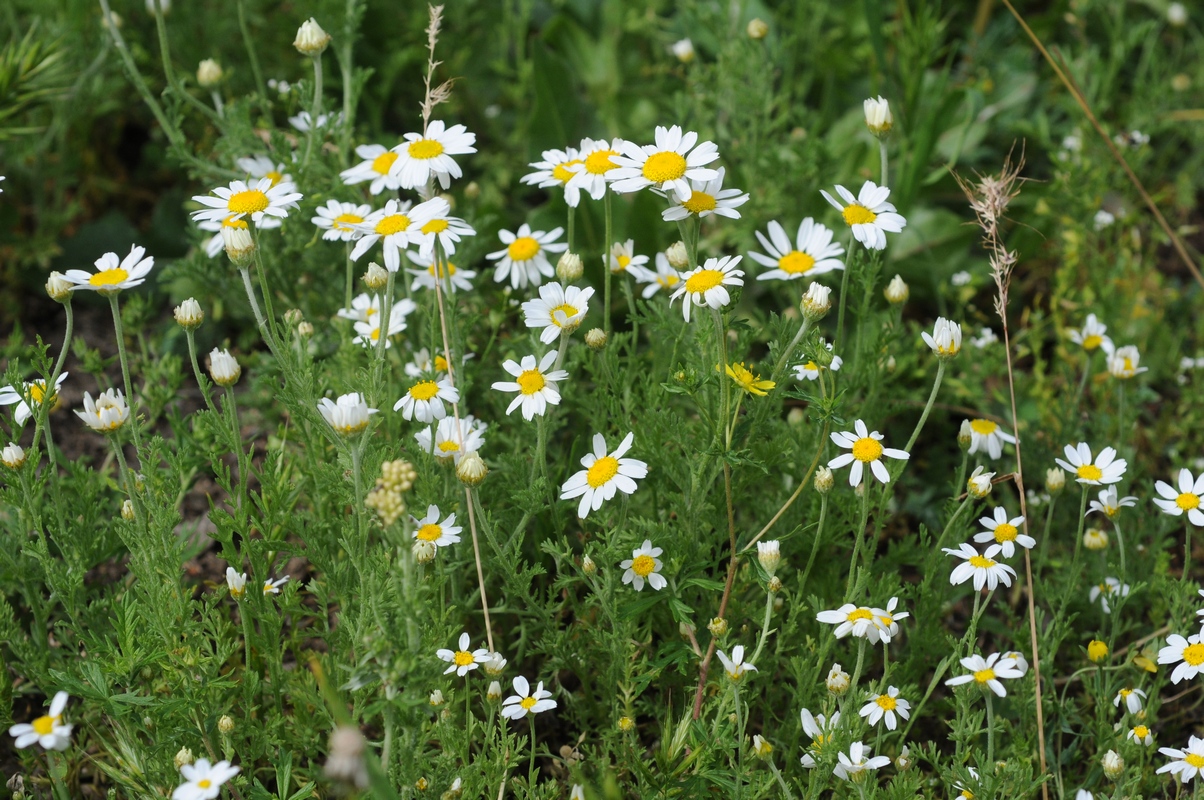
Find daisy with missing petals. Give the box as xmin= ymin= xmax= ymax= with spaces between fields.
xmin=491 ymin=352 xmax=569 ymax=421
xmin=410 ymin=197 xmax=476 ymax=258
xmin=563 ymin=138 xmax=625 ymax=205
xmin=501 ymin=676 xmax=557 ymax=720
xmin=1113 ymin=686 xmax=1147 ymax=714
xmin=351 ymin=302 xmax=415 ymax=349
xmin=560 ymin=432 xmax=648 ymax=519
xmin=8 ymin=691 xmax=71 ymax=751
xmin=661 ymin=166 xmax=749 ymax=222
xmin=1069 ymin=313 xmax=1112 ymax=353
xmin=521 ymin=147 xmax=582 ymax=194
xmin=0 ymin=373 xmax=68 ymax=426
xmin=609 ymin=125 xmax=719 ymax=198
xmin=1154 ymin=469 xmax=1204 ymax=526
xmin=859 ymin=686 xmax=911 ymax=730
xmin=751 ymin=219 xmax=844 ymax=282
xmin=632 ymin=253 xmax=681 ymax=298
xmin=64 ymin=245 xmax=155 ymax=295
xmin=1056 ymin=443 xmax=1128 ymax=486
xmin=620 ymin=539 xmax=666 ymax=591
xmin=1088 ymin=486 xmax=1138 ymax=518
xmin=820 ymin=181 xmax=907 ymax=250
xmin=487 ymin=224 xmax=567 ymax=290
xmin=337 ymin=293 xmax=382 ymax=323
xmin=945 ymin=652 xmax=1024 ymax=697
xmin=404 ymin=347 xmax=450 ymax=378
xmin=172 ymin=758 xmax=240 ymax=800
xmin=414 ymin=415 xmax=487 ymax=464
xmin=716 ymin=645 xmax=757 ymax=682
xmin=794 ymin=341 xmax=842 ymax=382
xmin=832 ymin=742 xmax=890 ymax=781
xmin=406 ymin=251 xmax=477 ymax=293
xmin=1160 ymin=631 xmax=1204 ymax=683
xmin=387 ymin=120 xmax=477 ymax=190
xmin=828 ymin=419 xmax=910 ymax=486
xmin=339 ymin=144 xmax=405 ymax=195
xmin=263 ymin=576 xmax=289 ymax=595
xmin=436 ymin=633 xmax=490 ymax=677
xmin=1107 ymin=345 xmax=1148 ymax=379
xmin=411 ymin=505 xmax=463 ymax=549
xmin=1157 ymin=736 xmax=1204 ymax=783
xmin=317 ymin=393 xmax=377 ymax=436
xmin=312 ymin=200 xmax=371 ymax=242
xmin=1129 ymin=724 xmax=1154 ymax=746
xmin=799 ymin=709 xmax=840 ymax=768
xmin=964 ymin=418 xmax=1016 ymax=459
xmin=607 ymin=239 xmax=650 ymax=275
xmin=191 ymin=177 xmax=302 ymax=227
xmin=944 ymin=543 xmax=1016 ymax=590
xmin=973 ymin=507 xmax=1034 ymax=558
xmin=394 ymin=377 xmax=459 ymax=423
xmin=350 ymin=199 xmax=417 ymax=272
xmin=1089 ymin=577 xmax=1131 ymax=614
xmin=871 ymin=597 xmax=911 ymax=643
xmin=670 ymin=255 xmax=745 ymax=322
xmin=816 ymin=604 xmax=883 ymax=642
xmin=522 ymin=282 xmax=595 ymax=343
xmin=726 ymin=362 xmax=775 ymax=396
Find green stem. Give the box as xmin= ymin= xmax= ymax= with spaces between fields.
xmin=235 ymin=0 xmax=269 ymax=108
xmin=151 ymin=1 xmax=219 ymax=123
xmin=567 ymin=204 xmax=576 ymax=252
xmin=185 ymin=330 xmax=217 ymax=414
xmin=527 ymin=714 xmax=537 ymax=791
xmin=835 ymin=236 xmax=856 ymax=351
xmin=1072 ymin=485 xmax=1089 ymax=566
xmin=768 ymin=761 xmax=796 ymax=800
xmin=465 ymin=677 xmax=473 ymax=761
xmin=1186 ymin=520 xmax=1194 ymax=584
xmin=984 ymin=691 xmax=995 ymax=766
xmin=31 ymin=301 xmax=73 ymax=472
xmin=749 ymin=589 xmax=774 ymax=665
xmin=350 ymin=445 xmax=365 ymax=548
xmin=902 ymin=360 xmax=946 ymax=456
xmin=373 ymin=269 xmax=397 ymax=401
xmin=344 ymin=241 xmax=354 ymax=313
xmin=240 ymin=601 xmax=255 ymax=674
xmin=734 ymin=685 xmax=744 ymax=800
xmin=846 ymin=484 xmax=871 ymax=599
xmin=798 ymin=495 xmax=828 ymax=597
xmin=771 ymin=318 xmax=810 ymax=385
xmin=841 ymin=638 xmax=868 ymax=719
xmin=96 ymin=0 xmax=184 ymax=147
xmin=879 ymin=139 xmax=889 ymax=187
xmin=108 ymin=294 xmax=142 ymax=454
xmin=239 ymin=268 xmax=275 ymax=350
xmin=301 ymin=54 xmax=324 ymax=172
xmin=603 ymin=189 xmax=613 ymax=335
xmin=936 ymin=495 xmax=974 ymax=552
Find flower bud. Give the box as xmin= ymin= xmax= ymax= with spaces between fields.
xmin=582 ymin=554 xmax=596 ymax=575
xmin=884 ymin=274 xmax=909 ymax=304
xmin=174 ymin=747 xmax=194 ymax=769
xmin=416 ymin=778 xmax=429 ymax=792
xmin=1102 ymin=750 xmax=1124 ymax=780
xmin=2 ymin=442 xmax=26 ymax=469
xmin=208 ymin=348 xmax=242 ymax=387
xmin=486 ymin=681 xmax=502 ymax=703
xmin=757 ymin=540 xmax=781 ymax=578
xmin=174 ymin=297 xmax=204 ymax=330
xmin=456 ymin=451 xmax=488 ymax=486
xmin=967 ymin=466 xmax=994 ymax=499
xmin=121 ymin=499 xmax=135 ymax=521
xmin=483 ymin=652 xmax=507 ymax=675
xmin=556 ymin=252 xmax=584 ymax=282
xmin=1046 ymin=468 xmax=1066 ymax=495
xmin=752 ymin=735 xmax=773 ymax=759
xmin=429 ymin=690 xmax=445 ymax=706
xmin=1168 ymin=2 xmax=1187 ymax=27
xmin=787 ymin=407 xmax=805 ymax=427
xmin=672 ymin=38 xmax=695 ymax=63
xmin=325 ymin=726 xmax=369 ymax=790
xmin=196 ymin=59 xmax=223 ymax=87
xmin=222 ymin=225 xmax=256 ymax=267
xmin=800 ymin=282 xmax=832 ymax=321
xmin=294 ymin=17 xmax=332 ymax=56
xmin=814 ymin=466 xmax=834 ymax=494
xmin=1088 ymin=639 xmax=1109 ymax=663
xmin=283 ymin=308 xmax=304 ymax=327
xmin=958 ymin=420 xmax=973 ymax=451
xmin=618 ymin=716 xmax=635 ymax=732
xmin=464 ymin=181 xmax=481 ymax=200
xmin=413 ymin=539 xmax=436 ymax=565
xmin=298 ymin=321 xmax=314 ymax=338
xmin=895 ymin=745 xmax=912 ymax=771
xmin=826 ymin=663 xmax=850 ymax=696
xmin=923 ymin=317 xmax=962 ymax=360
xmin=863 ymin=96 xmax=893 ymax=137
xmin=666 ymin=241 xmax=690 ymax=269
xmin=768 ymin=576 xmax=782 ymax=593
xmin=364 ymin=262 xmax=388 ymax=291
xmin=707 ymin=617 xmax=728 ymax=637
xmin=218 ymin=715 xmax=235 ymax=734
xmin=1083 ymin=528 xmax=1109 ymax=551
xmin=46 ymin=272 xmax=73 ymax=303
xmin=746 ymin=18 xmax=769 ymax=39
xmin=585 ymin=328 xmax=607 ymax=351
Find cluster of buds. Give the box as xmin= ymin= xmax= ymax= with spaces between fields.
xmin=364 ymin=459 xmax=417 ymax=527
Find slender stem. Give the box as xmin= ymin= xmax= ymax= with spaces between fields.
xmin=527 ymin=715 xmax=537 ymax=790
xmin=734 ymin=686 xmax=744 ymax=800
xmin=749 ymin=589 xmax=775 ymax=665
xmin=1186 ymin=519 xmax=1194 ymax=583
xmin=210 ymin=89 xmax=224 ymax=117
xmin=235 ymin=0 xmax=268 ymax=108
xmin=151 ymin=1 xmax=219 ymax=123
xmin=185 ymin=330 xmax=217 ymax=414
xmin=108 ymin=295 xmax=142 ymax=454
xmin=846 ymin=484 xmax=871 ymax=599
xmin=798 ymin=495 xmax=828 ymax=596
xmin=771 ymin=318 xmax=809 ymax=385
xmin=985 ymin=691 xmax=995 ymax=766
xmin=902 ymin=360 xmax=946 ymax=455
xmin=841 ymin=639 xmax=868 ymax=719
xmin=240 ymin=602 xmax=255 ymax=675
xmin=768 ymin=761 xmax=796 ymax=800
xmin=466 ymin=487 xmax=495 ymax=653
xmin=835 ymin=237 xmax=856 ymax=351
xmin=350 ymin=446 xmax=365 ymax=547
xmin=465 ymin=677 xmax=473 ymax=761
xmin=373 ymin=270 xmax=397 ymax=400
xmin=239 ymin=268 xmax=274 ymax=349
xmin=1072 ymin=485 xmax=1089 ymax=566
xmin=567 ymin=205 xmax=576 ymax=252
xmin=32 ymin=301 xmax=74 ymax=472
xmin=344 ymin=242 xmax=354 ymax=312
xmin=936 ymin=496 xmax=974 ymax=552
xmin=603 ymin=189 xmax=613 ymax=335
xmin=879 ymin=139 xmax=889 ymax=187
xmin=301 ymin=54 xmax=324 ymax=172
xmin=96 ymin=0 xmax=184 ymax=147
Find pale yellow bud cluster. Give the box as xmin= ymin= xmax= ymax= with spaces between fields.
xmin=364 ymin=459 xmax=417 ymax=526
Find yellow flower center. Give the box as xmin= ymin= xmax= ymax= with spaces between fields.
xmin=198 ymin=779 xmax=212 ymax=789
xmin=658 ymin=274 xmax=679 ymax=288
xmin=222 ymin=216 xmax=248 ymax=229
xmin=1119 ymin=688 xmax=1132 ymax=698
xmin=875 ymin=695 xmax=897 ymax=711
xmin=1082 ymin=334 xmax=1103 ymax=350
xmin=453 ymin=650 xmax=475 ymax=666
xmin=439 ymin=440 xmax=460 ymax=453
xmin=583 ymin=149 xmax=619 ymax=175
xmin=969 ymin=555 xmax=996 ymax=569
xmin=973 ymin=668 xmax=996 ymax=684
xmin=682 ymin=191 xmax=717 ymax=214
xmin=1076 ymin=464 xmax=1103 ymax=481
xmin=684 ymin=269 xmax=723 ymax=293
xmin=616 ymin=254 xmax=631 ymax=270
xmin=850 ymin=437 xmax=883 ymax=463
xmin=778 ymin=250 xmax=816 ymax=274
xmin=586 ymin=455 xmax=619 ymax=488
xmin=265 ymin=170 xmax=283 ymax=186
xmin=804 ymin=361 xmax=819 ymax=372
xmin=1188 ymin=754 xmax=1204 ymax=769
xmin=1121 ymin=357 xmax=1134 ymax=373
xmin=517 ymin=369 xmax=546 ymax=395
xmin=842 ymin=203 xmax=877 ymax=225
xmin=32 ymin=714 xmax=56 ymax=735
xmin=372 ymin=151 xmax=399 ymax=174
xmin=508 ymin=237 xmax=541 ymax=261
xmin=28 ymin=381 xmax=48 ymax=404
xmin=994 ymin=524 xmax=1018 ymax=543
xmin=375 ymin=213 xmax=411 ymax=236
xmin=427 ymin=262 xmax=457 ymax=277
xmin=1184 ymin=643 xmax=1204 ymax=666
xmin=408 ymin=139 xmax=445 ymax=159
xmin=228 ymin=189 xmax=270 ymax=214
xmin=1178 ymin=493 xmax=1201 ymax=511
xmin=552 ymin=159 xmax=582 ymax=183
xmin=417 ymin=523 xmax=442 ymax=542
xmin=520 ymin=696 xmax=537 ymax=710
xmin=550 ymin=303 xmax=580 ymax=326
xmin=333 ymin=212 xmax=363 ymax=231
xmin=409 ymin=381 xmax=440 ymax=401
xmin=90 ymin=269 xmax=129 ymax=287
xmin=970 ymin=419 xmax=997 ymax=435
xmin=642 ymin=151 xmax=688 ymax=183
xmin=1133 ymin=725 xmax=1149 ymax=738
xmin=961 ymin=791 xmax=974 ymax=800
xmin=369 ymin=328 xmax=381 ymax=341
xmin=846 ymin=608 xmax=874 ymax=622
xmin=435 ymin=355 xmax=449 ymax=371
xmin=631 ymin=553 xmax=656 ymax=577
xmin=422 ymin=218 xmax=449 ymax=234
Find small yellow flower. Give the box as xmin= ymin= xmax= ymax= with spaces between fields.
xmin=725 ymin=362 xmax=775 ymax=396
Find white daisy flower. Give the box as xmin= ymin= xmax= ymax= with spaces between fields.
xmin=1069 ymin=314 xmax=1112 ymax=352
xmin=608 ymin=125 xmax=719 ymax=198
xmin=1089 ymin=577 xmax=1131 ymax=613
xmin=404 ymin=348 xmax=468 ymax=378
xmin=410 ymin=198 xmax=475 ymax=258
xmin=751 ymin=219 xmax=844 ymax=282
xmin=1107 ymin=345 xmax=1148 ymax=379
xmin=311 ymin=199 xmax=371 ymax=242
xmin=0 ymin=372 xmax=68 ymax=427
xmin=337 ymin=293 xmax=382 ymax=324
xmin=827 ymin=419 xmax=910 ymax=486
xmin=799 ymin=709 xmax=840 ymax=768
xmin=955 ymin=768 xmax=982 ymax=800
xmin=414 ymin=415 xmax=487 ymax=464
xmin=436 ymin=632 xmax=490 ymax=677
xmin=971 ymin=328 xmax=999 ymax=348
xmin=8 ymin=691 xmax=71 ymax=751
xmin=500 ymin=676 xmax=557 ymax=720
xmin=394 ymin=377 xmax=459 ymax=422
xmin=964 ymin=418 xmax=1016 ymax=459
xmin=619 ymin=538 xmax=666 ymax=591
xmin=715 ymin=645 xmax=757 ymax=682
xmin=1129 ymin=724 xmax=1154 ymax=746
xmin=387 ymin=120 xmax=477 ymax=190
xmin=351 ymin=199 xmax=419 ymax=272
xmin=669 ymin=255 xmax=744 ymax=322
xmin=816 ymin=604 xmax=885 ymax=642
xmin=491 ymin=351 xmax=569 ymax=421
xmin=945 ymin=652 xmax=1024 ymax=697
xmin=607 ymin=239 xmax=650 ymax=275
xmin=317 ymin=393 xmax=377 ymax=436
xmin=521 ymin=282 xmax=595 ymax=343
xmin=411 ymin=504 xmax=463 ymax=549
xmin=75 ymin=388 xmax=130 ymax=433
xmin=1154 ymin=469 xmax=1204 ymax=526
xmin=235 ymin=155 xmax=293 ymax=188
xmin=1157 ymin=736 xmax=1204 ymax=783
xmin=487 ymin=224 xmax=567 ymax=290
xmin=406 ymin=251 xmax=477 ymax=293
xmin=870 ymin=596 xmax=911 ymax=643
xmin=191 ymin=177 xmax=302 ymax=227
xmin=1113 ymin=687 xmax=1147 ymax=715
xmin=632 ymin=253 xmax=681 ymax=298
xmin=339 ymin=144 xmax=405 ymax=195
xmin=1001 ymin=650 xmax=1029 ymax=676
xmin=943 ymin=543 xmax=1016 ymax=590
xmin=820 ymin=181 xmax=907 ymax=250
xmin=64 ymin=245 xmax=155 ymax=295
xmin=262 ymin=576 xmax=289 ymax=595
xmin=172 ymin=758 xmax=240 ymax=800
xmin=559 ymin=432 xmax=648 ymax=519
xmin=832 ymin=742 xmax=890 ymax=781
xmin=351 ymin=300 xmax=416 ymax=349
xmin=967 ymin=465 xmax=995 ymax=498
xmin=1055 ymin=443 xmax=1128 ymax=486
xmin=859 ymin=686 xmax=910 ymax=730
xmin=793 ymin=340 xmax=843 ymax=381
xmin=972 ymin=507 xmax=1034 ymax=558
xmin=225 ymin=567 xmax=247 ymax=599
xmin=1088 ymin=486 xmax=1138 ymax=518
xmin=922 ymin=317 xmax=962 ymax=358
xmin=660 ymin=166 xmax=748 ymax=222
xmin=521 ymin=147 xmax=582 ymax=192
xmin=288 ymin=110 xmax=341 ymax=132
xmin=1160 ymin=632 xmax=1204 ymax=683
xmin=562 ymin=138 xmax=626 ymax=206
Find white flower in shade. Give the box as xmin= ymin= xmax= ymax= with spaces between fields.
xmin=945 ymin=652 xmax=1024 ymax=697
xmin=340 ymin=144 xmax=405 ymax=195
xmin=208 ymin=348 xmax=241 ymax=387
xmin=337 ymin=293 xmax=382 ymax=324
xmin=1106 ymin=344 xmax=1147 ymax=380
xmin=670 ymin=255 xmax=744 ymax=322
xmin=1161 ymin=632 xmax=1204 ymax=682
xmin=437 ymin=632 xmax=490 ymax=676
xmin=404 ymin=347 xmax=451 ymax=378
xmin=288 ymin=111 xmax=342 ymax=132
xmin=414 ymin=415 xmax=487 ymax=464
xmin=64 ymin=245 xmax=155 ymax=295
xmin=1158 ymin=736 xmax=1204 ymax=783
xmin=631 ymin=253 xmax=681 ymax=298
xmin=406 ymin=250 xmax=476 ymax=293
xmin=619 ymin=539 xmax=666 ymax=591
xmin=799 ymin=709 xmax=840 ymax=767
xmin=1089 ymin=577 xmax=1131 ymax=614
xmin=607 ymin=239 xmax=650 ymax=275
xmin=1088 ymin=486 xmax=1138 ymax=518
xmin=351 ymin=199 xmax=418 ymax=272
xmin=671 ymin=38 xmax=695 ymax=62
xmin=501 ymin=676 xmax=557 ymax=720
xmin=350 ymin=300 xmax=414 ymax=348
xmin=8 ymin=691 xmax=71 ymax=751
xmin=522 ymin=148 xmax=583 ymax=194
xmin=1001 ymin=650 xmax=1029 ymax=676
xmin=955 ymin=768 xmax=982 ymax=799
xmin=410 ymin=199 xmax=475 ymax=259
xmin=1068 ymin=313 xmax=1112 ymax=352
xmin=1168 ymin=2 xmax=1187 ymax=26
xmin=522 ymin=282 xmax=594 ymax=343
xmin=716 ymin=645 xmax=757 ymax=682
xmin=191 ymin=177 xmax=302 ymax=226
xmin=570 ymin=786 xmax=585 ymax=800
xmin=609 ymin=125 xmax=719 ymax=199
xmin=483 ymin=652 xmax=507 ymax=676
xmin=312 ymin=199 xmax=371 ymax=242
xmin=225 ymin=567 xmax=247 ymax=599
xmin=1113 ymin=687 xmax=1147 ymax=715
xmin=487 ymin=224 xmax=567 ymax=290
xmin=172 ymin=758 xmax=240 ymax=800
xmin=973 ymin=506 xmax=1033 ymax=558
xmin=236 ymin=155 xmax=293 ymax=189
xmin=1129 ymin=724 xmax=1154 ymax=746
xmin=1154 ymin=469 xmax=1204 ymax=526
xmin=75 ymin=389 xmax=130 ymax=432
xmin=262 ymin=576 xmax=289 ymax=595
xmin=967 ymin=466 xmax=995 ymax=498
xmin=560 ymin=432 xmax=648 ymax=518
xmin=751 ymin=219 xmax=844 ymax=281
xmin=827 ymin=419 xmax=910 ymax=486
xmin=944 ymin=543 xmax=1016 ymax=590
xmin=863 ymin=96 xmax=892 ymax=136
xmin=820 ymin=181 xmax=907 ymax=250
xmin=661 ymin=166 xmax=748 ymax=222
xmin=870 ymin=597 xmax=910 ymax=643
xmin=833 ymin=742 xmax=890 ymax=781
xmin=563 ymin=138 xmax=626 ymax=205
xmin=922 ymin=317 xmax=962 ymax=358
xmin=964 ymin=418 xmax=1016 ymax=459
xmin=317 ymin=393 xmax=377 ymax=436
xmin=491 ymin=352 xmax=568 ymax=421
xmin=2 ymin=443 xmax=25 ymax=469
xmin=1083 ymin=527 xmax=1109 ymax=550
xmin=1093 ymin=209 xmax=1115 ymax=231
xmin=793 ymin=340 xmax=842 ymax=381
xmin=0 ymin=373 xmax=68 ymax=426
xmin=971 ymin=328 xmax=999 ymax=348
xmin=816 ymin=604 xmax=885 ymax=643
xmin=394 ymin=377 xmax=459 ymax=423
xmin=411 ymin=504 xmax=463 ymax=549
xmin=1055 ymin=443 xmax=1128 ymax=485
xmin=387 ymin=120 xmax=476 ymax=190
xmin=859 ymin=686 xmax=910 ymax=730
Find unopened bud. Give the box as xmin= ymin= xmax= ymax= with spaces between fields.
xmin=746 ymin=18 xmax=769 ymax=39
xmin=967 ymin=466 xmax=994 ymax=499
xmin=413 ymin=539 xmax=436 ymax=565
xmin=456 ymin=451 xmax=488 ymax=486
xmin=814 ymin=466 xmax=834 ymax=494
xmin=1046 ymin=468 xmax=1066 ymax=495
xmin=826 ymin=663 xmax=850 ymax=696
xmin=556 ymin=252 xmax=584 ymax=282
xmin=666 ymin=241 xmax=690 ymax=269
xmin=958 ymin=420 xmax=973 ymax=451
xmin=752 ymin=735 xmax=773 ymax=759
xmin=222 ymin=226 xmax=256 ymax=267
xmin=464 ymin=181 xmax=481 ymax=200
xmin=884 ymin=274 xmax=908 ymax=304
xmin=363 ymin=262 xmax=388 ymax=291
xmin=1083 ymin=528 xmax=1109 ymax=551
xmin=801 ymin=282 xmax=832 ymax=321
xmin=707 ymin=617 xmax=728 ymax=637
xmin=2 ymin=443 xmax=26 ymax=469
xmin=863 ymin=96 xmax=893 ymax=137
xmin=582 ymin=554 xmax=596 ymax=575
xmin=486 ymin=681 xmax=502 ymax=703
xmin=121 ymin=499 xmax=135 ymax=521
xmin=294 ymin=17 xmax=332 ymax=56
xmin=197 ymin=59 xmax=223 ymax=87
xmin=585 ymin=328 xmax=607 ymax=351
xmin=429 ymin=690 xmax=445 ymax=706
xmin=768 ymin=576 xmax=782 ymax=593
xmin=174 ymin=747 xmax=194 ymax=769
xmin=895 ymin=746 xmax=912 ymax=771
xmin=757 ymin=540 xmax=781 ymax=577
xmin=46 ymin=272 xmax=73 ymax=303
xmin=1088 ymin=639 xmax=1109 ymax=663
xmin=174 ymin=297 xmax=204 ymax=330
xmin=787 ymin=407 xmax=805 ymax=427
xmin=618 ymin=716 xmax=635 ymax=732
xmin=298 ymin=321 xmax=314 ymax=338
xmin=218 ymin=715 xmax=235 ymax=734
xmin=325 ymin=726 xmax=369 ymax=790
xmin=208 ymin=348 xmax=242 ymax=387
xmin=1102 ymin=750 xmax=1124 ymax=780
xmin=283 ymin=308 xmax=304 ymax=326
